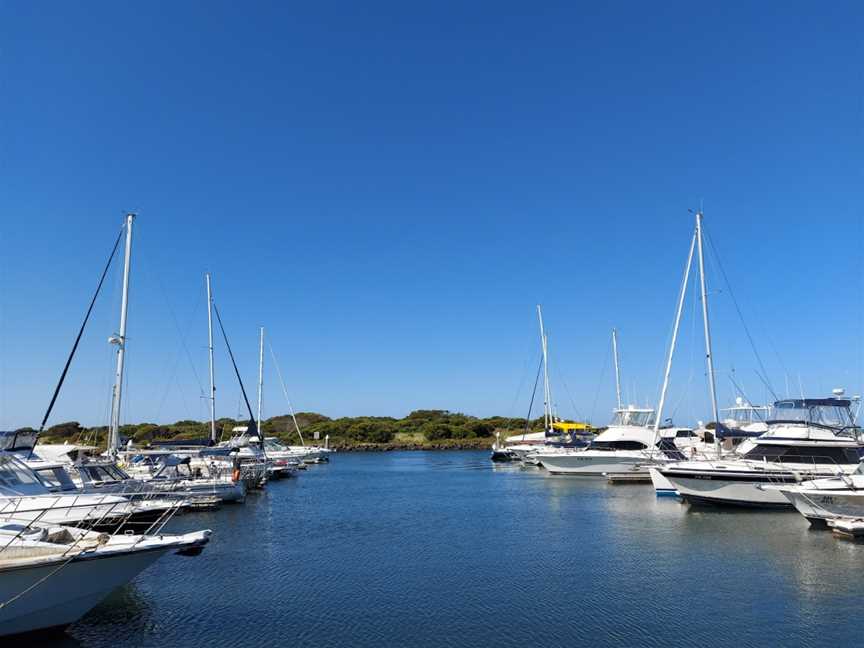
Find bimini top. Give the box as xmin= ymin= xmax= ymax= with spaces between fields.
xmin=773 ymin=398 xmax=852 ymax=408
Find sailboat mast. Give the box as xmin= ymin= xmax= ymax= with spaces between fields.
xmin=695 ymin=211 xmax=720 ymax=451
xmin=108 ymin=213 xmax=135 ymax=457
xmin=206 ymin=273 xmax=217 ymax=444
xmin=654 ymin=227 xmax=697 ymax=439
xmin=256 ymin=326 xmax=265 ymax=441
xmin=612 ymin=328 xmax=622 ymax=410
xmin=537 ymin=305 xmax=550 ymax=431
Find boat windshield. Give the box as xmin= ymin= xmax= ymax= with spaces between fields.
xmin=769 ymin=400 xmax=854 ymax=429
xmin=34 ymin=466 xmax=77 ymax=492
xmin=724 ymin=407 xmax=768 ymax=425
xmin=610 ymin=410 xmax=655 ymax=427
xmin=81 ymin=463 xmax=131 ymax=483
xmin=264 ymin=439 xmax=286 ymax=451
xmin=0 ymin=454 xmax=42 ymax=489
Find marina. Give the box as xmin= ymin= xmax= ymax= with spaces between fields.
xmin=35 ymin=451 xmax=864 ymax=648
xmin=2 ymin=2 xmax=861 ymax=646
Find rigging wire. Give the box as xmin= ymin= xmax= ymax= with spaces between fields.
xmin=554 ymin=364 xmax=584 ymax=423
xmin=588 ymin=341 xmax=610 ymax=426
xmin=521 ymin=356 xmax=545 ymax=439
xmin=268 ymin=340 xmax=306 ymax=446
xmin=703 ymin=227 xmax=779 ymax=401
xmin=212 ymin=302 xmax=256 ymax=426
xmin=36 ymin=226 xmax=124 ymax=446
xmin=503 ymin=349 xmax=535 ymax=433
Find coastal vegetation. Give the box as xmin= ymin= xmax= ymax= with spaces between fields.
xmin=19 ymin=410 xmax=553 ymax=450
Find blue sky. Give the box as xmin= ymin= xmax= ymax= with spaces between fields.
xmin=1 ymin=1 xmax=861 ymax=430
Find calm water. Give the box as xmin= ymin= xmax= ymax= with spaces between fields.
xmin=40 ymin=451 xmax=864 ymax=646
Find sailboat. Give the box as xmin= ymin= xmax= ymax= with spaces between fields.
xmin=0 ymin=214 xmax=213 ymax=637
xmin=496 ymin=306 xmax=592 ymax=464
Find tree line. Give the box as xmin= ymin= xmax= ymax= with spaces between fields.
xmin=18 ymin=410 xmax=551 ymax=447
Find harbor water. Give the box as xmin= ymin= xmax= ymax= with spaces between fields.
xmin=51 ymin=451 xmax=864 ymax=647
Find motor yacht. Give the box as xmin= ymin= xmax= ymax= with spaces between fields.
xmin=659 ymin=397 xmax=863 ymax=508
xmin=0 ymin=451 xmax=163 ymax=532
xmin=534 ymin=406 xmax=688 ymax=475
xmin=648 ymin=401 xmax=770 ymax=496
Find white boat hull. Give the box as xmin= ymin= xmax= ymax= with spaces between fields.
xmin=662 ymin=472 xmax=792 ymax=508
xmin=781 ymin=489 xmax=864 ymax=526
xmin=0 ymin=544 xmax=169 ymax=636
xmin=538 ymin=452 xmax=655 ymax=476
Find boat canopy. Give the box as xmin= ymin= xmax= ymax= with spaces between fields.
xmin=0 ymin=430 xmax=37 ymax=452
xmin=769 ymin=399 xmax=855 ymax=429
xmin=551 ymin=421 xmax=592 ymax=432
xmin=609 ymin=408 xmax=655 ymax=428
xmin=774 ymin=398 xmax=852 ymax=409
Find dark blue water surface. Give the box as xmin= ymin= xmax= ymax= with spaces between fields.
xmin=51 ymin=452 xmax=864 ymax=647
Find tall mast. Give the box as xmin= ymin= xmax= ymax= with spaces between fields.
xmin=612 ymin=328 xmax=622 ymax=410
xmin=654 ymin=226 xmax=697 ymax=441
xmin=108 ymin=213 xmax=135 ymax=457
xmin=206 ymin=273 xmax=217 ymax=444
xmin=256 ymin=326 xmax=265 ymax=441
xmin=695 ymin=211 xmax=720 ymax=452
xmin=537 ymin=305 xmax=550 ymax=431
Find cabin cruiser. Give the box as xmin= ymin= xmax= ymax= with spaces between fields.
xmin=649 ymin=401 xmax=770 ymax=496
xmin=121 ymin=451 xmax=247 ymax=502
xmin=214 ymin=427 xmax=269 ymax=488
xmin=659 ymin=397 xmax=864 ymax=508
xmin=0 ymin=519 xmax=210 ymax=637
xmin=534 ymin=407 xmax=691 ymax=475
xmin=0 ymin=452 xmax=165 ymax=532
xmin=766 ymin=465 xmax=864 ymax=527
xmin=508 ymin=422 xmax=594 ymax=465
xmin=19 ymin=445 xmax=198 ymax=522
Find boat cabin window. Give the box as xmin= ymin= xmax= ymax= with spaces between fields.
xmin=609 ymin=410 xmax=655 ymax=428
xmin=34 ymin=467 xmax=77 ymax=491
xmin=0 ymin=455 xmax=40 ymax=488
xmin=675 ymin=430 xmax=695 ymax=438
xmin=590 ymin=440 xmax=648 ymax=451
xmin=743 ymin=444 xmax=860 ymax=464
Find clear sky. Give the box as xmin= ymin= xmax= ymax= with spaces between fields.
xmin=1 ymin=1 xmax=861 ymax=430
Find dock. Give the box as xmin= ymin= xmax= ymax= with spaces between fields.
xmin=606 ymin=472 xmax=652 ymax=484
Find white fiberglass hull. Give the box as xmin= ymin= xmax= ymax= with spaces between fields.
xmin=778 ymin=487 xmax=864 ymax=526
xmin=661 ymin=468 xmax=792 ymax=508
xmin=0 ymin=530 xmax=209 ymax=637
xmin=153 ymin=479 xmax=246 ymax=503
xmin=662 ymin=460 xmax=857 ymax=508
xmin=0 ymin=546 xmax=168 ymax=636
xmin=537 ymin=451 xmax=658 ymax=476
